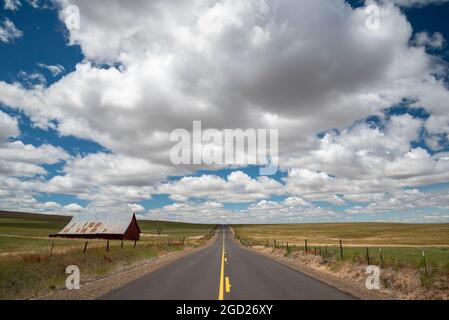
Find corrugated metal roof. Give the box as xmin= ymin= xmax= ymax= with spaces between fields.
xmin=58 ymin=212 xmax=135 ymax=235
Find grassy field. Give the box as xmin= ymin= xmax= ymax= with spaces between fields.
xmin=233 ymin=223 xmax=449 ymax=246
xmin=233 ymin=223 xmax=449 ymax=271
xmin=0 ymin=211 xmax=214 ymax=254
xmin=0 ymin=211 xmax=216 ymax=299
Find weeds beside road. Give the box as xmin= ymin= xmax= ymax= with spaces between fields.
xmin=233 ymin=223 xmax=449 ymax=300
xmin=0 ymin=211 xmax=217 ymax=299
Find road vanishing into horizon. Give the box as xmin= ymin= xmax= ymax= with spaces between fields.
xmin=101 ymin=226 xmax=355 ymax=300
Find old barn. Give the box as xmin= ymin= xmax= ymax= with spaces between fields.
xmin=50 ymin=212 xmax=141 ymax=240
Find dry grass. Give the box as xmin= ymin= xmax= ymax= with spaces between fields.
xmin=252 ymin=246 xmax=449 ymax=300
xmin=233 ymin=222 xmax=449 ymax=246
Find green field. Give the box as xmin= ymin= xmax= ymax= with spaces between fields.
xmin=0 ymin=211 xmax=216 ymax=299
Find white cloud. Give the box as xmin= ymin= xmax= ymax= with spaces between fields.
xmin=4 ymin=0 xmax=21 ymax=10
xmin=0 ymin=141 xmax=69 ymax=165
xmin=0 ymin=18 xmax=22 ymax=43
xmin=36 ymin=63 xmax=65 ymax=77
xmin=40 ymin=153 xmax=178 ymax=207
xmin=282 ymin=114 xmax=449 ymax=199
xmin=17 ymin=71 xmax=47 ymax=88
xmin=128 ymin=203 xmax=145 ymax=213
xmin=0 ymin=111 xmax=69 ymax=178
xmin=0 ymin=0 xmax=449 ymax=222
xmin=62 ymin=203 xmax=83 ymax=212
xmin=0 ymin=111 xmax=19 ymax=141
xmin=156 ymin=171 xmax=283 ymax=203
xmin=413 ymin=31 xmax=445 ymax=49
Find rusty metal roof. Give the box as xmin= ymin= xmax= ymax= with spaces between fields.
xmin=58 ymin=212 xmax=135 ymax=235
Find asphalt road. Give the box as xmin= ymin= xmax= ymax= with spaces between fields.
xmin=101 ymin=226 xmax=355 ymax=300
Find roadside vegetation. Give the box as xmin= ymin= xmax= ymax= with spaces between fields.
xmin=0 ymin=211 xmax=216 ymax=299
xmin=233 ymin=223 xmax=449 ymax=299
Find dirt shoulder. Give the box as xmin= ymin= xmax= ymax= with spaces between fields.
xmin=234 ymin=239 xmax=447 ymax=300
xmin=38 ymin=235 xmax=217 ymax=300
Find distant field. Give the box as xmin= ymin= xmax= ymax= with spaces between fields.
xmin=139 ymin=220 xmax=215 ymax=239
xmin=233 ymin=223 xmax=449 ymax=270
xmin=233 ymin=222 xmax=449 ymax=246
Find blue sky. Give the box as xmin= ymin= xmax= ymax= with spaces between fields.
xmin=1 ymin=0 xmax=449 ymax=223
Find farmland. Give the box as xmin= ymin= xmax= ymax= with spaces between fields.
xmin=0 ymin=211 xmax=216 ymax=299
xmin=232 ymin=223 xmax=449 ymax=268
xmin=232 ymin=222 xmax=449 ymax=246
xmin=233 ymin=223 xmax=449 ymax=299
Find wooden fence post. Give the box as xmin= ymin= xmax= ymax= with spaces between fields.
xmin=286 ymin=242 xmax=289 ymax=250
xmin=339 ymin=240 xmax=344 ymax=259
xmin=106 ymin=240 xmax=109 ymax=251
xmin=305 ymin=239 xmax=308 ymax=254
xmin=379 ymin=248 xmax=384 ymax=266
xmin=422 ymin=251 xmax=428 ymax=275
xmin=83 ymin=241 xmax=88 ymax=254
xmin=50 ymin=240 xmax=54 ymax=257
xmin=121 ymin=241 xmax=124 ymax=249
xmin=366 ymin=247 xmax=370 ymax=265
xmin=134 ymin=240 xmax=137 ymax=248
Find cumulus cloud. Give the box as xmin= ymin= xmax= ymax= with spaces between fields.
xmin=0 ymin=18 xmax=22 ymax=43
xmin=0 ymin=111 xmax=69 ymax=178
xmin=39 ymin=152 xmax=181 ymax=208
xmin=283 ymin=114 xmax=449 ymax=198
xmin=0 ymin=0 xmax=449 ymax=222
xmin=157 ymin=171 xmax=283 ymax=203
xmin=413 ymin=31 xmax=445 ymax=49
xmin=36 ymin=63 xmax=66 ymax=77
xmin=3 ymin=0 xmax=21 ymax=10
xmin=0 ymin=111 xmax=19 ymax=141
xmin=145 ymin=198 xmax=338 ymax=224
xmin=16 ymin=71 xmax=47 ymax=88
xmin=128 ymin=203 xmax=145 ymax=213
xmin=0 ymin=1 xmax=444 ymax=169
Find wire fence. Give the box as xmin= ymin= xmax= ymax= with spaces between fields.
xmin=1 ymin=226 xmax=219 ymax=261
xmin=236 ymin=236 xmax=449 ymax=274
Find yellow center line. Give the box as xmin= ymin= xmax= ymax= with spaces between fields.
xmin=218 ymin=228 xmax=226 ymax=300
xmin=225 ymin=276 xmax=231 ymax=293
